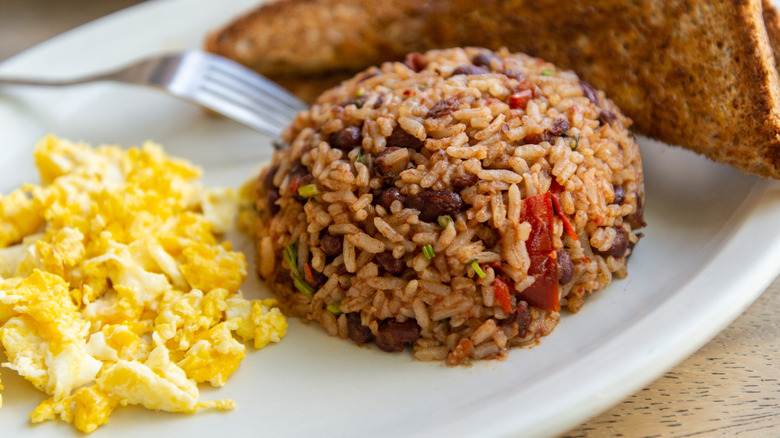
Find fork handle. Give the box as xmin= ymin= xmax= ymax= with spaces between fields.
xmin=0 ymin=76 xmax=98 ymax=86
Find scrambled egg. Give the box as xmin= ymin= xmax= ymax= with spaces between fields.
xmin=0 ymin=136 xmax=286 ymax=433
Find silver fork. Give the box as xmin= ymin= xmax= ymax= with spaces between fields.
xmin=0 ymin=50 xmax=307 ymax=138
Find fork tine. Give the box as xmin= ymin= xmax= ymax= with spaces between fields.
xmin=0 ymin=49 xmax=310 ymax=139
xmin=199 ymin=79 xmax=295 ymax=130
xmin=181 ymin=51 xmax=307 ymax=134
xmin=195 ymin=88 xmax=286 ymax=137
xmin=201 ymin=72 xmax=302 ymax=124
xmin=153 ymin=51 xmax=303 ymax=136
xmin=200 ymin=52 xmax=308 ymax=112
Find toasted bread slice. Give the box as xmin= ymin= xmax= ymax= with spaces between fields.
xmin=206 ymin=0 xmax=780 ymax=179
xmin=764 ymin=0 xmax=780 ymax=64
xmin=204 ymin=0 xmax=453 ymax=76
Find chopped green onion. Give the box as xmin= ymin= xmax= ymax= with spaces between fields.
xmin=469 ymin=258 xmax=486 ymax=278
xmin=298 ymin=184 xmax=319 ymax=198
xmin=326 ymin=303 xmax=342 ymax=314
xmin=356 ymin=149 xmax=364 ymax=163
xmin=437 ymin=215 xmax=453 ymax=229
xmin=283 ymin=242 xmax=300 ymax=278
xmin=355 ymin=87 xmax=365 ymax=98
xmin=571 ymin=134 xmax=580 ymax=150
xmin=418 ymin=83 xmax=428 ymax=90
xmin=293 ymin=277 xmax=314 ymax=297
xmin=422 ymin=244 xmax=436 ymax=260
xmin=541 ymin=69 xmax=555 ymax=76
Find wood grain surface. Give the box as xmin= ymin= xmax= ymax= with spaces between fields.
xmin=1 ymin=1 xmax=779 ymax=437
xmin=564 ymin=280 xmax=780 ymax=437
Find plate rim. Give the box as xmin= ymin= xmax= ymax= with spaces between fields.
xmin=1 ymin=1 xmax=780 ymax=437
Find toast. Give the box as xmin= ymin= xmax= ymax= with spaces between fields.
xmin=206 ymin=0 xmax=780 ymax=179
xmin=764 ymin=0 xmax=780 ymax=66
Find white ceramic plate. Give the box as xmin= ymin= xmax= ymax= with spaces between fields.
xmin=2 ymin=1 xmax=780 ymax=437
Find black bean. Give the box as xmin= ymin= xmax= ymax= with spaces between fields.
xmin=347 ymin=313 xmax=374 ymax=344
xmin=356 ymin=70 xmax=380 ymax=83
xmin=374 ymin=92 xmax=386 ymax=109
xmin=626 ymin=195 xmax=646 ymax=229
xmin=375 ymin=318 xmax=421 ymax=352
xmin=500 ymin=301 xmax=531 ymax=337
xmin=580 ymin=80 xmax=599 ymax=104
xmin=613 ymin=184 xmax=626 ymax=205
xmin=593 ymin=226 xmax=630 ymax=258
xmin=548 ymin=118 xmax=571 ymax=136
xmin=501 ymin=69 xmax=528 ymax=81
xmin=307 ymin=269 xmax=327 ymax=290
xmin=387 ymin=126 xmax=424 ymax=150
xmin=557 ymin=249 xmax=574 ymax=285
xmin=377 ymin=188 xmax=404 ymax=211
xmin=330 ymin=126 xmax=362 ymax=151
xmin=476 ymin=226 xmax=499 ymax=249
xmin=375 ymin=251 xmax=405 ymax=275
xmin=262 ymin=165 xmax=279 ymax=191
xmin=524 ymin=132 xmax=547 ymax=144
xmin=351 ymin=95 xmax=367 ymax=108
xmin=516 ymin=301 xmax=531 ymax=337
xmin=426 ymin=96 xmax=460 ymax=118
xmin=451 ymin=65 xmax=489 ymax=76
xmin=405 ymin=190 xmax=463 ymax=222
xmin=288 ymin=160 xmax=306 ymax=177
xmin=451 ymin=171 xmax=479 ymax=190
xmin=320 ymin=233 xmax=343 ymax=258
xmin=525 ymin=118 xmax=571 ymax=144
xmin=472 ymin=52 xmax=499 ymax=68
xmin=374 ymin=146 xmax=410 ymax=178
xmin=299 ymin=174 xmax=314 ymax=186
xmin=599 ymin=110 xmax=618 ymax=126
xmin=266 ymin=190 xmax=280 ymax=216
xmin=404 ymin=52 xmax=428 ymax=72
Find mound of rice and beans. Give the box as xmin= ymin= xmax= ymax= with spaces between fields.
xmin=248 ymin=47 xmax=645 ymax=365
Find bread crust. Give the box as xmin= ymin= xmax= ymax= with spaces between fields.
xmin=206 ymin=0 xmax=780 ymax=179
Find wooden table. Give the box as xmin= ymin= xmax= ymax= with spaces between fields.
xmin=564 ymin=282 xmax=780 ymax=437
xmin=1 ymin=1 xmax=778 ymax=436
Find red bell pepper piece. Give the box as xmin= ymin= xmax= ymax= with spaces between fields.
xmin=549 ymin=180 xmax=578 ymax=241
xmin=551 ymin=192 xmax=578 ymax=241
xmin=288 ymin=175 xmax=302 ymax=196
xmin=493 ymin=277 xmax=513 ymax=313
xmin=508 ymin=89 xmax=533 ymax=110
xmin=521 ymin=251 xmax=559 ymax=311
xmin=304 ymin=263 xmax=315 ymax=284
xmin=522 ymin=192 xmax=554 ymax=253
xmin=517 ymin=192 xmax=560 ymax=311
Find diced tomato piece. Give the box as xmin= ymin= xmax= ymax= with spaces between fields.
xmin=493 ymin=277 xmax=513 ymax=313
xmin=518 ymin=192 xmax=560 ymax=311
xmin=288 ymin=175 xmax=302 ymax=195
xmin=304 ymin=263 xmax=314 ymax=284
xmin=522 ymin=192 xmax=554 ymax=253
xmin=549 ymin=179 xmax=578 ymax=241
xmin=549 ymin=179 xmax=565 ymax=194
xmin=508 ymin=89 xmax=533 ymax=110
xmin=518 ymin=251 xmax=559 ymax=311
xmin=550 ymin=193 xmax=578 ymax=241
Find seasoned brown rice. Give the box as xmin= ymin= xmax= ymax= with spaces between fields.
xmin=247 ymin=47 xmax=645 ymax=365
